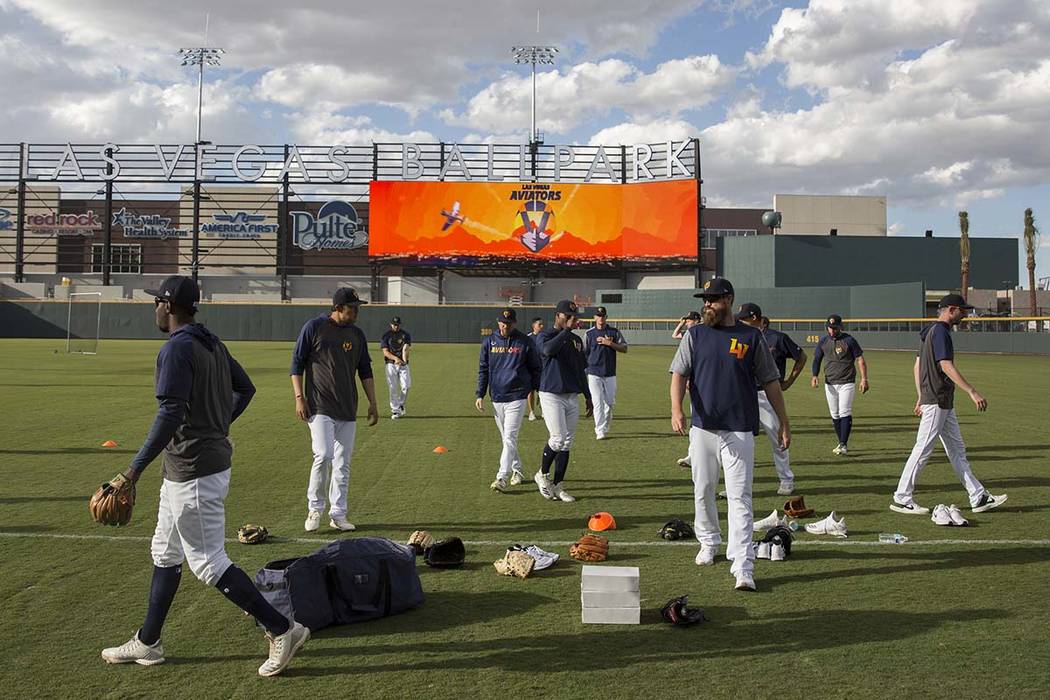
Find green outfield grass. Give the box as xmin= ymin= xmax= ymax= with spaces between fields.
xmin=1 ymin=338 xmax=1048 ymax=699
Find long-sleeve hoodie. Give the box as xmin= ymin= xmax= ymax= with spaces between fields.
xmin=476 ymin=328 xmax=542 ymax=402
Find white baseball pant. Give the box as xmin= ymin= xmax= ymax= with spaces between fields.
xmin=758 ymin=389 xmax=794 ymax=487
xmin=492 ymin=398 xmax=526 ymax=480
xmin=307 ymin=414 xmax=357 ymax=519
xmin=894 ymin=404 xmax=987 ymax=507
xmin=151 ymin=469 xmax=233 ymax=586
xmin=824 ymin=382 xmax=856 ymax=418
xmin=587 ymin=374 xmax=617 ymax=438
xmin=689 ymin=427 xmax=755 ymax=577
xmin=385 ymin=363 xmax=411 ymax=413
xmin=538 ymin=391 xmax=579 ymax=451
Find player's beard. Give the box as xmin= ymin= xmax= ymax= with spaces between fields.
xmin=701 ymin=307 xmax=720 ymax=326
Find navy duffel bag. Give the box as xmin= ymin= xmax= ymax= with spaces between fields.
xmin=254 ymin=537 xmax=424 ymax=631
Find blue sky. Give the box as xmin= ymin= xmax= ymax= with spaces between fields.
xmin=1 ymin=0 xmax=1047 ymax=287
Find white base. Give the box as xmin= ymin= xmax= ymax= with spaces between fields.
xmin=580 ymin=565 xmax=640 ymax=592
xmin=581 ymin=590 xmax=641 ymax=608
xmin=582 ymin=606 xmax=641 ymax=624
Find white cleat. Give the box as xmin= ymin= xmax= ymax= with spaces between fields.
xmin=490 ymin=478 xmax=507 ymax=493
xmin=101 ymin=633 xmax=165 ymax=666
xmin=770 ymin=544 xmax=786 ymax=561
xmin=391 ymin=413 xmax=400 ymax=420
xmin=528 ymin=412 xmax=537 ymax=422
xmin=595 ymin=434 xmax=607 ymax=441
xmin=550 ymin=483 xmax=576 ymax=502
xmin=694 ymin=545 xmax=716 ymax=566
xmin=755 ymin=542 xmax=771 ymax=559
xmin=839 ymin=444 xmax=849 ymax=455
xmin=304 ymin=510 xmax=322 ymax=532
xmin=734 ymin=572 xmax=756 ymax=591
xmin=676 ymin=456 xmax=691 ymax=469
xmin=509 ymin=470 xmax=524 ymax=486
xmin=777 ymin=482 xmax=795 ymax=496
xmin=947 ymin=504 xmax=969 ymax=526
xmin=805 ymin=511 xmax=848 ymax=538
xmin=258 ymin=621 xmax=310 ymax=677
xmin=931 ymin=504 xmax=953 ymax=526
xmin=972 ymin=493 xmax=1007 ymax=513
xmin=329 ymin=517 xmax=356 ymax=532
xmin=832 ymin=444 xmax=842 ymax=455
xmin=890 ymin=500 xmax=930 ymax=515
xmin=533 ymin=471 xmax=555 ymax=500
xmin=753 ymin=509 xmax=780 ymax=532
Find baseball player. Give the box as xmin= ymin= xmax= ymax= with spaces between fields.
xmin=674 ymin=311 xmax=702 ymax=467
xmin=811 ymin=313 xmax=868 ymax=455
xmin=475 ymin=308 xmax=542 ymax=492
xmin=737 ymin=305 xmax=805 ymax=495
xmin=380 ymin=316 xmax=412 ymax=418
xmin=891 ymin=294 xmax=1007 ymax=514
xmin=584 ymin=306 xmax=628 ymax=440
xmin=291 ymin=288 xmax=379 ymax=533
xmin=100 ymin=276 xmax=308 ymax=677
xmin=526 ymin=316 xmax=545 ymax=421
xmin=534 ymin=299 xmax=593 ymax=502
xmin=669 ymin=278 xmax=788 ymax=592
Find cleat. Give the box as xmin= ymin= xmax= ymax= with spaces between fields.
xmin=509 ymin=470 xmax=524 ymax=486
xmin=694 ymin=545 xmax=716 ymax=566
xmin=890 ymin=500 xmax=930 ymax=515
xmin=304 ymin=510 xmax=322 ymax=532
xmin=258 ymin=622 xmax=310 ymax=677
xmin=329 ymin=517 xmax=356 ymax=531
xmin=490 ymin=478 xmax=507 ymax=493
xmin=947 ymin=504 xmax=969 ymax=526
xmin=972 ymin=493 xmax=1007 ymax=513
xmin=753 ymin=509 xmax=780 ymax=531
xmin=931 ymin=504 xmax=953 ymax=526
xmin=101 ymin=633 xmax=165 ymax=666
xmin=734 ymin=573 xmax=756 ymax=591
xmin=805 ymin=511 xmax=848 ymax=538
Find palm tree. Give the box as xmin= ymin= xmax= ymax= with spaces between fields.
xmin=1024 ymin=208 xmax=1039 ymax=316
xmin=959 ymin=211 xmax=970 ymax=301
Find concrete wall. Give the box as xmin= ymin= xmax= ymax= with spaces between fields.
xmin=774 ymin=194 xmax=887 ymax=236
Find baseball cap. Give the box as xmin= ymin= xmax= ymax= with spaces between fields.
xmin=694 ymin=277 xmax=734 ymax=299
xmin=826 ymin=313 xmax=843 ymax=329
xmin=736 ymin=302 xmax=762 ymax=320
xmin=594 ymin=306 xmax=608 ymax=317
xmin=555 ymin=299 xmax=579 ymax=315
xmin=497 ymin=308 xmax=517 ymax=324
xmin=332 ymin=287 xmax=366 ymax=307
xmin=145 ymin=275 xmax=200 ymax=311
xmin=937 ymin=293 xmax=975 ymax=309
xmin=390 ymin=315 xmax=402 ymax=324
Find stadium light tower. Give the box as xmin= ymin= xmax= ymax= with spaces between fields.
xmin=178 ymin=47 xmax=225 ymax=143
xmin=511 ymin=45 xmax=558 ymax=145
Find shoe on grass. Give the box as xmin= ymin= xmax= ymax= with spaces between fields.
xmin=101 ymin=632 xmax=165 ymax=666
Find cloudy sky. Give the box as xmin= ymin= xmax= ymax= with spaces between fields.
xmin=1 ymin=0 xmax=1047 ymax=285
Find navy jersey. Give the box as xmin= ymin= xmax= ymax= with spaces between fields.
xmin=918 ymin=321 xmax=955 ymax=408
xmin=476 ymin=329 xmax=542 ymax=402
xmin=380 ymin=329 xmax=412 ymax=364
xmin=762 ymin=327 xmax=803 ymax=381
xmin=537 ymin=327 xmax=590 ymax=397
xmin=812 ymin=332 xmax=863 ymax=384
xmin=584 ymin=325 xmax=626 ymax=377
xmin=291 ymin=315 xmax=374 ymax=422
xmin=669 ymin=321 xmax=779 ymax=432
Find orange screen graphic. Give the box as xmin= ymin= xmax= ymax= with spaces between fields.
xmin=368 ymin=179 xmax=697 ymax=259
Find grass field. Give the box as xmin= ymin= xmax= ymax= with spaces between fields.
xmin=1 ymin=338 xmax=1048 ymax=699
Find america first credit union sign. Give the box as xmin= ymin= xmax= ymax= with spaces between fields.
xmin=17 ymin=141 xmax=698 ymax=184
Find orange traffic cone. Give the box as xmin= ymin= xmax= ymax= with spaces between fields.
xmin=432 ymin=445 xmax=448 ymax=454
xmin=101 ymin=440 xmax=119 ymax=448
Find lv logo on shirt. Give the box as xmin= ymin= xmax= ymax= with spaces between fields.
xmin=728 ymin=338 xmax=749 ymax=359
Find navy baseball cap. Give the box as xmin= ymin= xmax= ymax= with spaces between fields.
xmin=146 ymin=275 xmax=199 ymax=311
xmin=694 ymin=278 xmax=734 ymax=299
xmin=556 ymin=299 xmax=579 ymax=315
xmin=826 ymin=313 xmax=843 ymax=329
xmin=332 ymin=287 xmax=366 ymax=307
xmin=938 ymin=293 xmax=975 ymax=309
xmin=736 ymin=302 xmax=762 ymax=320
xmin=390 ymin=315 xmax=402 ymax=324
xmin=497 ymin=308 xmax=517 ymax=324
xmin=594 ymin=306 xmax=608 ymax=317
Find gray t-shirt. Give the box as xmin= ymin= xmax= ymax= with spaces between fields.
xmin=918 ymin=321 xmax=955 ymax=409
xmin=814 ymin=333 xmax=863 ymax=385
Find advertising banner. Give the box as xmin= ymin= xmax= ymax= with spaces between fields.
xmin=369 ymin=180 xmax=697 ymax=260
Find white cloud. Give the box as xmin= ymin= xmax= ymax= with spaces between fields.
xmin=588 ymin=118 xmax=697 ymax=145
xmin=286 ymin=112 xmax=434 ymax=145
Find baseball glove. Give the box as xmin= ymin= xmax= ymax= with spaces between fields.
xmin=569 ymin=533 xmax=609 ymax=562
xmin=494 ymin=549 xmax=535 ymax=579
xmin=783 ymin=495 xmax=815 ymax=519
xmin=237 ymin=523 xmax=269 ymax=545
xmin=425 ymin=537 xmax=466 ymax=568
xmin=661 ymin=595 xmax=706 ymax=626
xmin=658 ymin=517 xmax=695 ymax=541
xmin=88 ymin=473 xmax=136 ymax=526
xmin=407 ymin=530 xmax=435 ymax=555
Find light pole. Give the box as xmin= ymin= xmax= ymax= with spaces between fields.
xmin=178 ymin=47 xmax=224 ymax=144
xmin=511 ymin=45 xmax=558 ymax=145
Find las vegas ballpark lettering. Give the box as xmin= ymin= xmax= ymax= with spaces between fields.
xmin=30 ymin=142 xmax=695 ymax=183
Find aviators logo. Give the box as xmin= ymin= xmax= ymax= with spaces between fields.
xmin=342 ymin=340 xmax=353 ymax=351
xmin=728 ymin=338 xmax=749 ymax=360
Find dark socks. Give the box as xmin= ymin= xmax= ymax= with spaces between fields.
xmin=553 ymin=451 xmax=570 ymax=484
xmin=215 ymin=565 xmax=290 ymax=637
xmin=540 ymin=445 xmax=557 ymax=475
xmin=139 ymin=565 xmax=182 ymax=645
xmin=832 ymin=417 xmax=843 ymax=443
xmin=841 ymin=415 xmax=853 ymax=445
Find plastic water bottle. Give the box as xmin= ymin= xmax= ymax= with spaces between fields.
xmin=878 ymin=533 xmax=908 ymax=544
xmin=784 ymin=518 xmax=799 ymax=532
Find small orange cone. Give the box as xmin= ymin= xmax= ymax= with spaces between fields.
xmin=432 ymin=445 xmax=448 ymax=454
xmin=101 ymin=440 xmax=118 ymax=448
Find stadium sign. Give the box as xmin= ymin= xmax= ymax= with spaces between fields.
xmin=290 ymin=201 xmax=367 ymax=251
xmin=0 ymin=208 xmax=13 ymax=230
xmin=113 ymin=207 xmax=188 ymax=239
xmin=201 ymin=212 xmax=278 ymax=239
xmin=26 ymin=211 xmax=102 ymax=236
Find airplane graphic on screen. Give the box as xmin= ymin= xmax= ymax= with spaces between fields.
xmin=439 ymin=201 xmax=466 ymax=231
